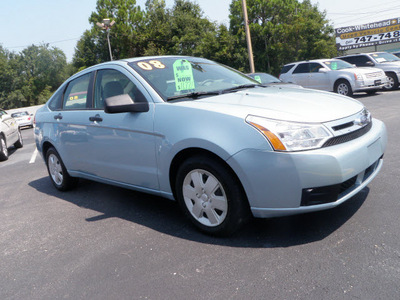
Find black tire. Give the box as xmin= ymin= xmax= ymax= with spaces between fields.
xmin=175 ymin=155 xmax=250 ymax=236
xmin=366 ymin=89 xmax=378 ymax=95
xmin=383 ymin=73 xmax=399 ymax=91
xmin=334 ymin=79 xmax=353 ymax=96
xmin=14 ymin=129 xmax=23 ymax=149
xmin=45 ymin=147 xmax=78 ymax=191
xmin=0 ymin=135 xmax=8 ymax=161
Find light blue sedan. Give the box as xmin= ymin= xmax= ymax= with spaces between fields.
xmin=34 ymin=56 xmax=387 ymax=236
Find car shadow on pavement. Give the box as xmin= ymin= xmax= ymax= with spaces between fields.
xmin=352 ymin=92 xmax=383 ymax=99
xmin=29 ymin=176 xmax=368 ymax=248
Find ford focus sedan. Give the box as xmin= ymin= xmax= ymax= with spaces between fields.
xmin=34 ymin=56 xmax=387 ymax=236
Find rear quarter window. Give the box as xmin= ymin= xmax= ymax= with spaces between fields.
xmin=280 ymin=64 xmax=295 ymax=74
xmin=48 ymin=89 xmax=63 ymax=111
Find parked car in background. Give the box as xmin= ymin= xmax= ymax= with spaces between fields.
xmin=11 ymin=111 xmax=34 ymax=128
xmin=279 ymin=59 xmax=387 ymax=96
xmin=336 ymin=52 xmax=400 ymax=90
xmin=247 ymin=72 xmax=302 ymax=88
xmin=0 ymin=108 xmax=23 ymax=161
xmin=34 ymin=56 xmax=386 ymax=236
xmin=393 ymin=51 xmax=400 ymax=58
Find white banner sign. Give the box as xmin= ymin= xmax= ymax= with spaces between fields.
xmin=335 ymin=18 xmax=400 ymax=51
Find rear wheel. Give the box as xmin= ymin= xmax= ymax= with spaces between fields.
xmin=0 ymin=135 xmax=8 ymax=161
xmin=45 ymin=147 xmax=78 ymax=191
xmin=335 ymin=79 xmax=353 ymax=96
xmin=175 ymin=155 xmax=250 ymax=236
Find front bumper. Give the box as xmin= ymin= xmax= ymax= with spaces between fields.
xmin=353 ymin=77 xmax=388 ymax=92
xmin=227 ymin=119 xmax=387 ymax=218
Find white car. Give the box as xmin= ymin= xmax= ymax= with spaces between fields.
xmin=279 ymin=59 xmax=388 ymax=96
xmin=11 ymin=111 xmax=34 ymax=128
xmin=0 ymin=108 xmax=23 ymax=161
xmin=336 ymin=52 xmax=400 ymax=90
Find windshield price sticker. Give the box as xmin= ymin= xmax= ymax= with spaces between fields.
xmin=173 ymin=59 xmax=195 ymax=91
xmin=137 ymin=60 xmax=166 ymax=70
xmin=254 ymin=75 xmax=262 ymax=83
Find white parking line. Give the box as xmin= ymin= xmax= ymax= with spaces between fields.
xmin=29 ymin=148 xmax=38 ymax=164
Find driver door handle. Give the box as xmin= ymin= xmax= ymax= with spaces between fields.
xmin=89 ymin=114 xmax=103 ymax=122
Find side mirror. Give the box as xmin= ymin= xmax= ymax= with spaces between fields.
xmin=105 ymin=94 xmax=149 ymax=114
xmin=365 ymin=61 xmax=375 ymax=66
xmin=319 ymin=68 xmax=329 ymax=73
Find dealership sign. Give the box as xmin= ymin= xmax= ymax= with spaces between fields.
xmin=335 ymin=18 xmax=400 ymax=51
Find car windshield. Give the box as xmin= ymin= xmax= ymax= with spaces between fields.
xmin=11 ymin=112 xmax=29 ymax=118
xmin=370 ymin=52 xmax=400 ymax=63
xmin=323 ymin=60 xmax=354 ymax=70
xmin=249 ymin=73 xmax=280 ymax=84
xmin=129 ymin=57 xmax=259 ymax=101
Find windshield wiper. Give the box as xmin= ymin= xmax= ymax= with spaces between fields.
xmin=221 ymin=83 xmax=260 ymax=94
xmin=166 ymin=91 xmax=220 ymax=101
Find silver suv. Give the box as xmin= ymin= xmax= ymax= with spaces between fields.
xmin=0 ymin=108 xmax=23 ymax=161
xmin=279 ymin=59 xmax=387 ymax=96
xmin=336 ymin=52 xmax=400 ymax=90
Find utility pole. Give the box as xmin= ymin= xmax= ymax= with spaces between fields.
xmin=241 ymin=0 xmax=255 ymax=73
xmin=96 ymin=19 xmax=116 ymax=61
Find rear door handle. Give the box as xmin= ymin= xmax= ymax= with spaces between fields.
xmin=89 ymin=114 xmax=103 ymax=122
xmin=54 ymin=113 xmax=63 ymax=120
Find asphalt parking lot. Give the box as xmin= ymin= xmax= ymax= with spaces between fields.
xmin=1 ymin=90 xmax=400 ymax=299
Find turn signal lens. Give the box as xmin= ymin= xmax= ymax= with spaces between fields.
xmin=248 ymin=122 xmax=286 ymax=151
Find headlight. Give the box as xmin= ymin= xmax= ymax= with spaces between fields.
xmin=354 ymin=73 xmax=363 ymax=80
xmin=246 ymin=115 xmax=333 ymax=152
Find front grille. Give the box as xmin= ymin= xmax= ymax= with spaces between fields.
xmin=322 ymin=122 xmax=372 ymax=148
xmin=365 ymin=72 xmax=383 ymax=78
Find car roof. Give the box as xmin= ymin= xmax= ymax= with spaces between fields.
xmin=284 ymin=58 xmax=340 ymax=66
xmin=69 ymin=55 xmax=212 ymax=80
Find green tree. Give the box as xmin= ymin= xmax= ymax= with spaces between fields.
xmin=0 ymin=44 xmax=68 ymax=109
xmin=17 ymin=44 xmax=68 ymax=106
xmin=0 ymin=46 xmax=18 ymax=108
xmin=73 ymin=0 xmax=145 ymax=69
xmin=229 ymin=0 xmax=336 ymax=75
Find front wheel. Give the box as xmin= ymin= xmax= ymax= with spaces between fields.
xmin=45 ymin=147 xmax=78 ymax=191
xmin=175 ymin=155 xmax=250 ymax=236
xmin=335 ymin=80 xmax=353 ymax=96
xmin=383 ymin=73 xmax=399 ymax=90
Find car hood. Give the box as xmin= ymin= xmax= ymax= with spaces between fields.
xmin=176 ymin=86 xmax=363 ymax=123
xmin=342 ymin=67 xmax=383 ymax=74
xmin=376 ymin=61 xmax=400 ymax=68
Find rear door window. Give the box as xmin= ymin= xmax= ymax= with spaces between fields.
xmin=63 ymin=73 xmax=91 ymax=110
xmin=293 ymin=63 xmax=310 ymax=74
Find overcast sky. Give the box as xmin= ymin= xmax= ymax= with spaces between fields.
xmin=1 ymin=0 xmax=399 ymax=62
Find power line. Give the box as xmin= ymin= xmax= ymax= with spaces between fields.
xmin=6 ymin=37 xmax=81 ymax=50
xmin=328 ymin=5 xmax=400 ymax=16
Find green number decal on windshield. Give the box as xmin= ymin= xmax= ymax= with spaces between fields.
xmin=331 ymin=62 xmax=338 ymax=70
xmin=173 ymin=59 xmax=195 ymax=91
xmin=254 ymin=75 xmax=262 ymax=83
